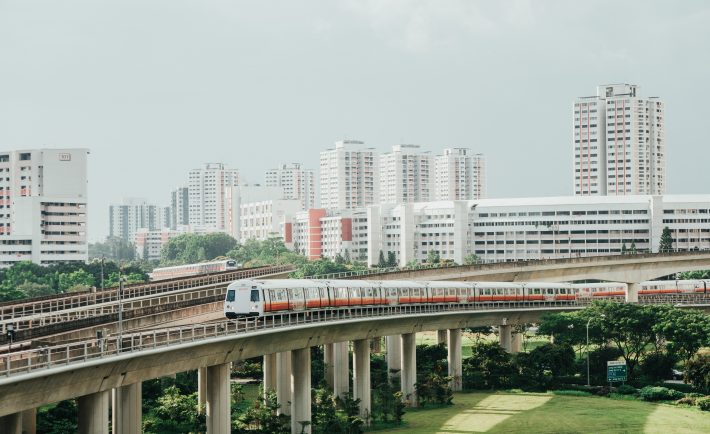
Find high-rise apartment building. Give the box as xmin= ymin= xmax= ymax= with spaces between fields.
xmin=188 ymin=163 xmax=240 ymax=232
xmin=379 ymin=144 xmax=434 ymax=204
xmin=319 ymin=140 xmax=377 ymax=210
xmin=435 ymin=148 xmax=486 ymax=200
xmin=265 ymin=163 xmax=315 ymax=210
xmin=170 ymin=187 xmax=189 ymax=229
xmin=109 ymin=198 xmax=170 ymax=242
xmin=0 ymin=148 xmax=89 ymax=267
xmin=574 ymin=84 xmax=665 ymax=196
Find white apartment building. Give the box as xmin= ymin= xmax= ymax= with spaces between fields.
xmin=134 ymin=228 xmax=182 ymax=261
xmin=574 ymin=84 xmax=665 ymax=196
xmin=0 ymin=148 xmax=89 ymax=267
xmin=435 ymin=148 xmax=486 ymax=200
xmin=365 ymin=195 xmax=710 ymax=267
xmin=188 ymin=163 xmax=240 ymax=232
xmin=379 ymin=144 xmax=434 ymax=204
xmin=285 ymin=208 xmax=368 ymax=261
xmin=227 ymin=185 xmax=284 ymax=239
xmin=109 ymin=198 xmax=170 ymax=242
xmin=265 ymin=163 xmax=315 ymax=211
xmin=238 ymin=199 xmax=301 ymax=243
xmin=170 ymin=187 xmax=189 ymax=229
xmin=319 ymin=140 xmax=377 ymax=210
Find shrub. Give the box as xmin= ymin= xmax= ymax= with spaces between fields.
xmin=675 ymin=396 xmax=697 ymax=406
xmin=638 ymin=386 xmax=684 ymax=402
xmin=615 ymin=384 xmax=638 ymax=395
xmin=697 ymin=396 xmax=710 ymax=411
xmin=639 ymin=352 xmax=677 ymax=382
xmin=551 ymin=390 xmax=592 ymax=397
xmin=685 ymin=354 xmax=710 ymax=394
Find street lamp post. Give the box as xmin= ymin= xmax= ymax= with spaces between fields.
xmin=587 ymin=314 xmax=606 ymax=387
xmin=118 ymin=270 xmax=124 ymax=351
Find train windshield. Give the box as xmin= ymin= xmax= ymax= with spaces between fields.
xmin=250 ymin=290 xmax=260 ymax=302
xmin=226 ymin=290 xmax=236 ymax=302
xmin=227 ymin=260 xmax=237 ymax=267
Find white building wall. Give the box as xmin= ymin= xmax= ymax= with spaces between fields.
xmin=319 ymin=140 xmax=377 ymax=210
xmin=0 ymin=148 xmax=89 ymax=267
xmin=188 ymin=163 xmax=239 ymax=232
xmin=379 ymin=145 xmax=434 ymax=204
xmin=238 ymin=199 xmax=301 ymax=243
xmin=265 ymin=163 xmax=315 ymax=211
xmin=574 ymin=84 xmax=665 ymax=196
xmin=435 ymin=148 xmax=486 ymax=200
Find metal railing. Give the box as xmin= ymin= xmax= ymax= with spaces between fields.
xmin=305 ymin=262 xmax=459 ymax=280
xmin=3 ymin=293 xmax=709 ymax=379
xmin=0 ymin=265 xmax=294 ymax=323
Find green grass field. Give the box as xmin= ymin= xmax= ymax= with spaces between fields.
xmin=373 ymin=391 xmax=710 ymax=434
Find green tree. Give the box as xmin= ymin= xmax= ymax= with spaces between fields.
xmin=464 ymin=254 xmax=480 ymax=265
xmin=88 ymin=236 xmax=136 ymax=261
xmin=58 ymin=269 xmax=95 ymax=292
xmin=426 ymin=250 xmax=440 ymax=264
xmin=654 ymin=308 xmax=710 ymax=364
xmin=593 ymin=301 xmax=661 ymax=379
xmin=290 ymin=258 xmax=351 ymax=278
xmin=161 ymin=233 xmax=238 ymax=264
xmin=629 ymin=241 xmax=637 ymax=254
xmin=462 ymin=341 xmax=515 ymax=389
xmin=377 ymin=251 xmax=386 ymax=268
xmin=685 ymin=353 xmax=710 ymax=394
xmin=659 ymin=226 xmax=674 ymax=252
xmin=621 ymin=243 xmax=627 ymax=254
xmin=386 ymin=251 xmax=397 ymax=268
xmin=143 ymin=386 xmax=205 ymax=434
xmin=37 ymin=400 xmax=78 ymax=434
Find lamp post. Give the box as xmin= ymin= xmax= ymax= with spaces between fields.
xmin=118 ymin=270 xmax=124 ymax=351
xmin=587 ymin=314 xmax=606 ymax=386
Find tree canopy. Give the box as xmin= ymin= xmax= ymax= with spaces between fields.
xmin=161 ymin=233 xmax=238 ymax=265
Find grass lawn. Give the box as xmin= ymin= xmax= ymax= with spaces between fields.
xmin=373 ymin=391 xmax=710 ymax=434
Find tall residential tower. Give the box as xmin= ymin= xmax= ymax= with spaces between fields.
xmin=574 ymin=84 xmax=665 ymax=196
xmin=435 ymin=148 xmax=486 ymax=200
xmin=265 ymin=163 xmax=315 ymax=210
xmin=319 ymin=140 xmax=377 ymax=210
xmin=188 ymin=163 xmax=240 ymax=232
xmin=379 ymin=144 xmax=434 ymax=204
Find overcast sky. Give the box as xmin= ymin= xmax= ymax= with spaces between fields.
xmin=2 ymin=0 xmax=710 ymax=241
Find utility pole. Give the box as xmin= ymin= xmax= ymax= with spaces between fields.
xmin=118 ymin=269 xmax=124 ymax=351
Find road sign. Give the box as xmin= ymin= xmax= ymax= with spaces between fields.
xmin=607 ymin=360 xmax=627 ymax=382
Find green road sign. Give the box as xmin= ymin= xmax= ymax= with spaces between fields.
xmin=607 ymin=360 xmax=627 ymax=382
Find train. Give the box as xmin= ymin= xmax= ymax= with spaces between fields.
xmin=151 ymin=259 xmax=239 ymax=281
xmin=223 ymin=279 xmax=709 ymax=318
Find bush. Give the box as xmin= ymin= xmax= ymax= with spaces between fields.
xmin=685 ymin=354 xmax=710 ymax=394
xmin=551 ymin=390 xmax=592 ymax=397
xmin=675 ymin=396 xmax=697 ymax=406
xmin=697 ymin=396 xmax=710 ymax=411
xmin=639 ymin=352 xmax=677 ymax=382
xmin=615 ymin=384 xmax=638 ymax=395
xmin=638 ymin=386 xmax=684 ymax=402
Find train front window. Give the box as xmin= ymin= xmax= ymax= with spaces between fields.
xmin=250 ymin=290 xmax=260 ymax=302
xmin=226 ymin=290 xmax=236 ymax=302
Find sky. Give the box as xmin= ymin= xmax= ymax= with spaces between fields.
xmin=1 ymin=0 xmax=710 ymax=241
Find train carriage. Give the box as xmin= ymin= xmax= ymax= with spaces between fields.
xmin=426 ymin=281 xmax=473 ymax=303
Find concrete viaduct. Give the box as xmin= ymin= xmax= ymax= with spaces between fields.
xmin=1 ymin=252 xmax=710 ymax=433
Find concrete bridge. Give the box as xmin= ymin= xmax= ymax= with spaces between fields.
xmin=1 ymin=294 xmax=709 ymax=434
xmin=351 ymin=251 xmax=710 ymax=283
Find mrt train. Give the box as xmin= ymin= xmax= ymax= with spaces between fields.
xmin=223 ymin=279 xmax=709 ymax=318
xmin=151 ymin=259 xmax=238 ymax=281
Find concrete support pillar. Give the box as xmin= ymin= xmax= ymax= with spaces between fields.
xmin=276 ymin=351 xmax=292 ymax=415
xmin=353 ymin=339 xmax=371 ymax=424
xmin=198 ymin=366 xmax=207 ymax=414
xmin=626 ymin=282 xmax=640 ymax=303
xmin=385 ymin=335 xmax=401 ymax=383
xmin=401 ymin=333 xmax=417 ymax=407
xmin=206 ymin=363 xmax=230 ymax=434
xmin=21 ymin=408 xmax=36 ymax=434
xmin=112 ymin=382 xmax=142 ymax=434
xmin=324 ymin=344 xmax=334 ymax=389
xmin=291 ymin=348 xmax=311 ymax=434
xmin=511 ymin=331 xmax=523 ymax=354
xmin=499 ymin=325 xmax=512 ymax=353
xmin=332 ymin=341 xmax=350 ymax=398
xmin=263 ymin=353 xmax=277 ymax=397
xmin=447 ymin=329 xmax=462 ymax=391
xmin=0 ymin=413 xmax=21 ymax=434
xmin=78 ymin=391 xmax=110 ymax=434
xmin=437 ymin=330 xmax=448 ymax=345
